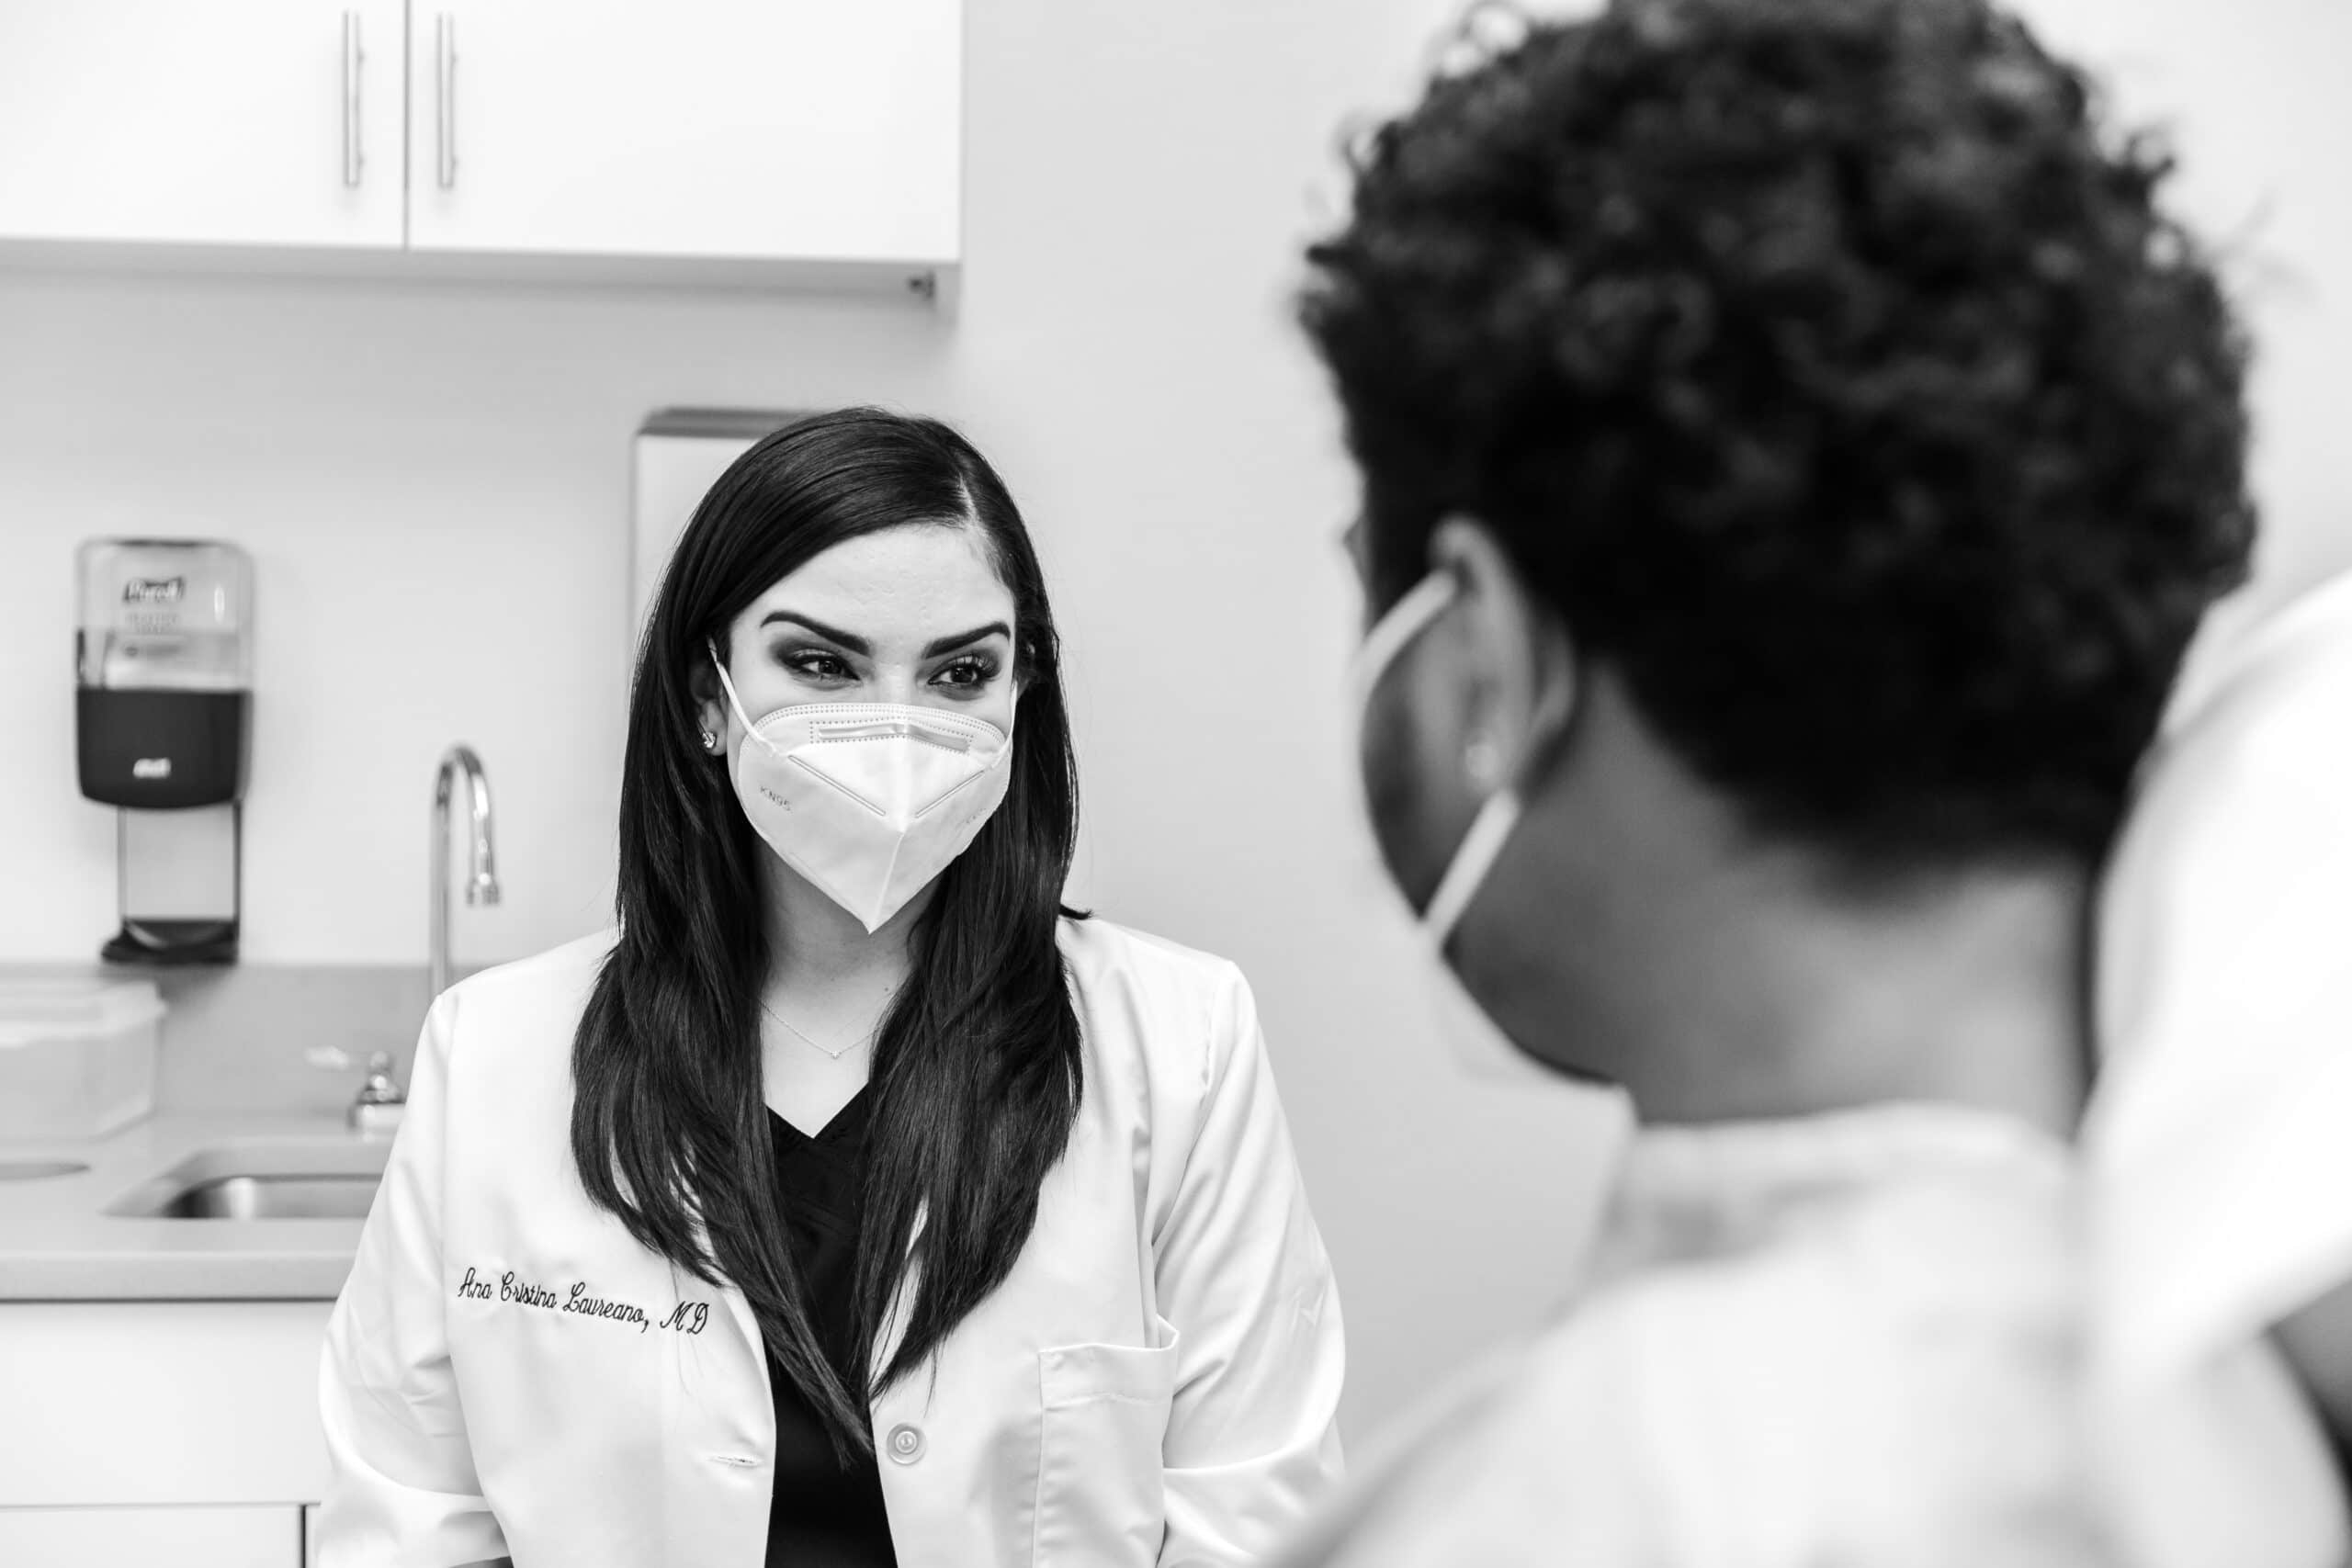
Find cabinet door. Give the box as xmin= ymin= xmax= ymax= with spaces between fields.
xmin=0 ymin=1 xmax=405 ymax=248
xmin=0 ymin=1301 xmax=334 ymax=1507
xmin=0 ymin=1506 xmax=300 ymax=1567
xmin=405 ymin=0 xmax=960 ymax=265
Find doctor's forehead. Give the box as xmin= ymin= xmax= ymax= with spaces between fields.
xmin=742 ymin=524 xmax=1015 ymax=639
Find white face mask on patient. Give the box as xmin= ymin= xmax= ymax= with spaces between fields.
xmin=1349 ymin=569 xmax=1597 ymax=1089
xmin=710 ymin=645 xmax=1015 ymax=933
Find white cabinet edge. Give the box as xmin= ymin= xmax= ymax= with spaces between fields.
xmin=0 ymin=235 xmax=957 ymax=300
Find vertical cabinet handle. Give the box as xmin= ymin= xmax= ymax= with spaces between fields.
xmin=435 ymin=13 xmax=458 ymax=190
xmin=340 ymin=12 xmax=364 ymax=187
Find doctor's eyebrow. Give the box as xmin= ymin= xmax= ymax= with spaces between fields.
xmin=760 ymin=611 xmax=872 ymax=655
xmin=922 ymin=622 xmax=1012 ymax=659
xmin=758 ymin=611 xmax=1011 ymax=661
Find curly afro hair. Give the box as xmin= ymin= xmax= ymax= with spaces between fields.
xmin=1301 ymin=0 xmax=2256 ymax=869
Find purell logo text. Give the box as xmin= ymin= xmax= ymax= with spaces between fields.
xmin=131 ymin=758 xmax=173 ymax=780
xmin=121 ymin=577 xmax=186 ymax=605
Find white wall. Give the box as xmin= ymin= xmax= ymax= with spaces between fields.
xmin=2 ymin=0 xmax=2347 ymax=1438
xmin=2010 ymin=0 xmax=2352 ymax=675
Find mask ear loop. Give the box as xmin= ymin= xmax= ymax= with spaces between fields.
xmin=1419 ymin=615 xmax=1579 ymax=946
xmin=1422 ymin=790 xmax=1524 ymax=943
xmin=706 ymin=639 xmax=763 ymax=738
xmin=1351 ymin=571 xmax=1462 ymax=714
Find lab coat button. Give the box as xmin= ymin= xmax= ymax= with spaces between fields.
xmin=885 ymin=1423 xmax=925 ymax=1464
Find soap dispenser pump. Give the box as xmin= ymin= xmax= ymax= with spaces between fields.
xmin=74 ymin=538 xmax=254 ymax=965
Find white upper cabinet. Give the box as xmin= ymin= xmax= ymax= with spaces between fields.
xmin=0 ymin=0 xmax=961 ymax=281
xmin=406 ymin=0 xmax=962 ymax=266
xmin=0 ymin=0 xmax=405 ymax=249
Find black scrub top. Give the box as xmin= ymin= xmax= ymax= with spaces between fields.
xmin=763 ymin=1087 xmax=897 ymax=1568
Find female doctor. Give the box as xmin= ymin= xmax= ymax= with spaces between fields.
xmin=317 ymin=408 xmax=1345 ymax=1567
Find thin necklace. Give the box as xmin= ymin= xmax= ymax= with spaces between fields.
xmin=759 ymin=992 xmax=893 ymax=1062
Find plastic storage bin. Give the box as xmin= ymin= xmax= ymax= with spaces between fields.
xmin=0 ymin=979 xmax=165 ymax=1141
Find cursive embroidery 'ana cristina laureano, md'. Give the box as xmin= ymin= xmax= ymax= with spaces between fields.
xmin=455 ymin=1266 xmax=710 ymax=1337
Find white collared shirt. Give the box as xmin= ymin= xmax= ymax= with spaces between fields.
xmin=1282 ymin=1104 xmax=2114 ymax=1568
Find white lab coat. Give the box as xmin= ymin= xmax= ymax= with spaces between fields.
xmin=316 ymin=918 xmax=1345 ymax=1568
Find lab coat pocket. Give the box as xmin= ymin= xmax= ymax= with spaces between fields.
xmin=1033 ymin=1328 xmax=1180 ymax=1566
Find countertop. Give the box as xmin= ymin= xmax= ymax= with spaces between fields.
xmin=0 ymin=961 xmax=435 ymax=1303
xmin=0 ymin=1111 xmax=387 ymax=1301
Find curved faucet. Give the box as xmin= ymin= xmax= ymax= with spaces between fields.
xmin=431 ymin=744 xmax=501 ymax=1001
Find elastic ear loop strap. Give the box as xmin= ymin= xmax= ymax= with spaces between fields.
xmin=1422 ymin=791 xmax=1524 ymax=944
xmin=707 ymin=640 xmax=760 ymax=735
xmin=1352 ymin=570 xmax=1527 ymax=944
xmin=1351 ymin=572 xmax=1461 ymax=714
xmin=1425 ymin=653 xmax=1576 ymax=943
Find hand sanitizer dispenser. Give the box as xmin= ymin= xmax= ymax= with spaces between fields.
xmin=75 ymin=539 xmax=253 ymax=964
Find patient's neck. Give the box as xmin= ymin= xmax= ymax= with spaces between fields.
xmin=1460 ymin=681 xmax=2091 ymax=1136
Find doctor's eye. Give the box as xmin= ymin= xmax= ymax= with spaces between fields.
xmin=780 ymin=649 xmax=856 ymax=683
xmin=932 ymin=655 xmax=1001 ymax=693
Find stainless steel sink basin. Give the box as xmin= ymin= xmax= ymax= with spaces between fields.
xmin=152 ymin=1173 xmax=381 ymax=1220
xmin=107 ymin=1137 xmax=390 ymax=1222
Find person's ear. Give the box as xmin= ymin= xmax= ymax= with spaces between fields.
xmin=1426 ymin=516 xmax=1577 ymax=793
xmin=689 ymin=640 xmax=731 ymax=758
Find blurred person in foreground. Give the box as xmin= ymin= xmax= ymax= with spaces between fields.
xmin=1281 ymin=0 xmax=2348 ymax=1561
xmin=2088 ymin=565 xmax=2352 ymax=1566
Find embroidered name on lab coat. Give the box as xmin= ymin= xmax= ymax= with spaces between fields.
xmin=456 ymin=1266 xmax=710 ymax=1337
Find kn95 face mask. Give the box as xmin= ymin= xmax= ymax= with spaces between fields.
xmin=709 ymin=644 xmax=1014 ymax=931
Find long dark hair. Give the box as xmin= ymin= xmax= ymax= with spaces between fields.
xmin=572 ymin=408 xmax=1086 ymax=1460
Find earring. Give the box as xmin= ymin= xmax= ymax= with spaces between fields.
xmin=1464 ymin=734 xmax=1503 ymax=791
xmin=699 ymin=728 xmax=720 ymax=752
